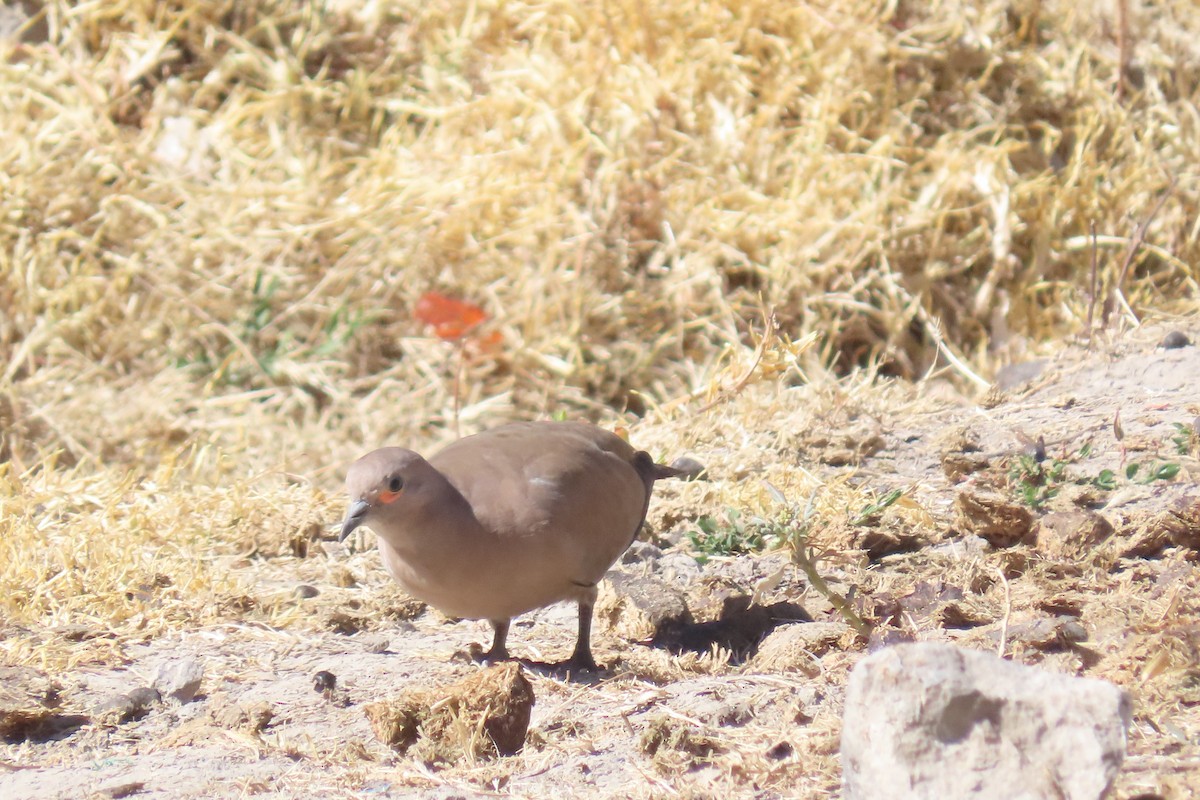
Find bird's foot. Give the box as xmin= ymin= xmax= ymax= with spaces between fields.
xmin=466 ymin=641 xmax=512 ymax=665
xmin=561 ymin=649 xmax=602 ymax=673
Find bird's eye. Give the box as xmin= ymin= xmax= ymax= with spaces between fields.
xmin=388 ymin=476 xmax=403 ymax=493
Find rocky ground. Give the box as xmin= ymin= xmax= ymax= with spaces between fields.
xmin=3 ymin=323 xmax=1200 ymax=799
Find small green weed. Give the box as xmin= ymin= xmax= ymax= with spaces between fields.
xmin=1171 ymin=422 xmax=1199 ymax=456
xmin=175 ymin=269 xmax=371 ymax=386
xmin=1008 ymin=441 xmax=1180 ymax=509
xmin=1091 ymin=469 xmax=1118 ymax=491
xmin=686 ymin=508 xmax=774 ymax=563
xmin=1008 ymin=452 xmax=1070 ymax=510
xmin=1125 ymin=461 xmax=1182 ymax=483
xmin=851 ymin=488 xmax=903 ymax=526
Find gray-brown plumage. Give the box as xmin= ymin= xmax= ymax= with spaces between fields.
xmin=340 ymin=421 xmax=680 ymax=670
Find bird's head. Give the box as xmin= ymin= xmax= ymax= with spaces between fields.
xmin=340 ymin=447 xmax=432 ymax=542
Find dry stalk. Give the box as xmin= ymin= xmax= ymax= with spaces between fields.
xmin=1087 ymin=222 xmax=1099 ymax=349
xmin=994 ymin=565 xmax=1011 ymax=658
xmin=764 ymin=482 xmax=872 ymax=639
xmin=1103 ymin=177 xmax=1178 ymax=328
xmin=1116 ymin=0 xmax=1132 ymax=102
xmin=790 ymin=534 xmax=872 ymax=639
xmin=693 ymin=308 xmax=780 ymax=414
xmin=914 ymin=307 xmax=989 ymax=391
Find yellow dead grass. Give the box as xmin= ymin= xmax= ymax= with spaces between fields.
xmin=2 ymin=1 xmax=1197 ymax=434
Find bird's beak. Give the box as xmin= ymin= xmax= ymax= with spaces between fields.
xmin=339 ymin=499 xmax=372 ymax=542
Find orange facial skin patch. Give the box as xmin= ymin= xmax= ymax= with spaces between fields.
xmin=378 ymin=490 xmax=403 ymax=505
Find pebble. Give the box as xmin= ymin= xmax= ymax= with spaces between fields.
xmin=97 ymin=780 xmax=145 ymax=799
xmin=151 ymin=658 xmax=204 ymax=704
xmin=94 ymin=686 xmax=160 ymax=724
xmin=621 ymin=541 xmax=663 ymax=565
xmin=313 ymin=671 xmax=337 ymax=693
xmin=1158 ymin=330 xmax=1191 ymax=350
xmin=669 ymin=456 xmax=708 ymax=481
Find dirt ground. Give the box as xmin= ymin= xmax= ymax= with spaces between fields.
xmin=3 ymin=322 xmax=1200 ymax=799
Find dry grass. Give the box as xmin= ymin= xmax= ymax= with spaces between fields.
xmin=3 ymin=0 xmax=1199 ymax=451
xmin=1 ymin=0 xmax=1199 ymax=797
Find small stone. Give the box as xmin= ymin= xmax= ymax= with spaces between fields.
xmin=151 ymin=658 xmax=204 ymax=704
xmin=750 ymin=622 xmax=851 ymax=672
xmin=97 ymin=780 xmax=145 ymax=799
xmin=360 ymin=633 xmax=392 ymax=654
xmin=209 ymin=696 xmax=273 ymax=733
xmin=294 ymin=584 xmax=320 ymax=599
xmin=596 ymin=572 xmax=692 ymax=644
xmin=669 ymin=456 xmax=708 ymax=481
xmin=95 ymin=687 xmax=160 ymax=724
xmin=126 ymin=686 xmax=162 ymax=708
xmin=621 ymin=540 xmax=664 ymax=565
xmin=1158 ymin=330 xmax=1191 ymax=350
xmin=993 ymin=359 xmax=1047 ymax=391
xmin=654 ymin=551 xmax=704 ymax=583
xmin=1004 ymin=616 xmax=1089 ymax=651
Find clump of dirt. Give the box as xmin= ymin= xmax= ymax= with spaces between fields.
xmin=364 ymin=662 xmax=534 ymax=762
xmin=640 ymin=714 xmax=726 ymax=761
xmin=955 ymin=490 xmax=1037 ymax=547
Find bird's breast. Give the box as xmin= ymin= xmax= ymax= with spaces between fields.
xmin=376 ymin=532 xmax=582 ymax=620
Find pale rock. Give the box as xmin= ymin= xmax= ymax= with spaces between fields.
xmin=841 ymin=642 xmax=1129 ymax=800
xmin=151 ymin=658 xmax=204 ymax=704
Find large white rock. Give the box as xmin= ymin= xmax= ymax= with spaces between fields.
xmin=841 ymin=643 xmax=1130 ymax=800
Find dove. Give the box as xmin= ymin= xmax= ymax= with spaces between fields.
xmin=340 ymin=421 xmax=682 ymax=670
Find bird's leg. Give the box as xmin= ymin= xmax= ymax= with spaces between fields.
xmin=566 ymin=599 xmax=600 ymax=671
xmin=479 ymin=618 xmax=511 ymax=663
